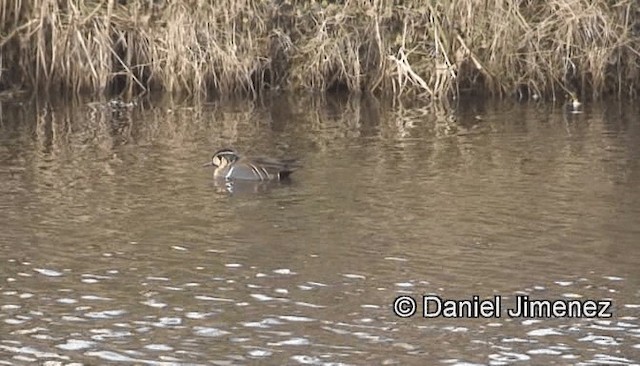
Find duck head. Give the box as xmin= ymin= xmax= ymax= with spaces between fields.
xmin=203 ymin=148 xmax=239 ymax=169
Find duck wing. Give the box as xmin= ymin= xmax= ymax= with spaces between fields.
xmin=250 ymin=156 xmax=301 ymax=171
xmin=248 ymin=156 xmax=301 ymax=179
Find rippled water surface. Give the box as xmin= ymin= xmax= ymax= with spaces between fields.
xmin=1 ymin=96 xmax=639 ymax=365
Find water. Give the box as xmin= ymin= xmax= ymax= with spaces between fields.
xmin=1 ymin=96 xmax=639 ymax=365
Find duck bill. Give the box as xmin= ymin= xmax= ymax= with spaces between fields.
xmin=202 ymin=162 xmax=214 ymax=167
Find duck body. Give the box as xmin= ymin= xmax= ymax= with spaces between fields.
xmin=204 ymin=148 xmax=300 ymax=181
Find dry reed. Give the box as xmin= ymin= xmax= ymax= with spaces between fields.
xmin=1 ymin=0 xmax=639 ymax=100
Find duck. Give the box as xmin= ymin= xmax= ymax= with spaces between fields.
xmin=566 ymin=92 xmax=583 ymax=114
xmin=203 ymin=148 xmax=300 ymax=181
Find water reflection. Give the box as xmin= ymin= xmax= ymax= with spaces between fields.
xmin=210 ymin=178 xmax=298 ymax=196
xmin=0 ymin=96 xmax=639 ymax=365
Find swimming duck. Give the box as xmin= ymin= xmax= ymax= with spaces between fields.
xmin=203 ymin=148 xmax=300 ymax=181
xmin=566 ymin=92 xmax=583 ymax=114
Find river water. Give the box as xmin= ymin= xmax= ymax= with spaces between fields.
xmin=0 ymin=95 xmax=639 ymax=365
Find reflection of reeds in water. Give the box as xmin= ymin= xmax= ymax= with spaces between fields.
xmin=7 ymin=93 xmax=631 ymax=179
xmin=1 ymin=96 xmax=634 ymax=237
xmin=1 ymin=1 xmax=639 ymax=99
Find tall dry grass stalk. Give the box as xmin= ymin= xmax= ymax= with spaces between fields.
xmin=1 ymin=0 xmax=639 ymax=100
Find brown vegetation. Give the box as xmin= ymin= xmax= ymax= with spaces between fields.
xmin=1 ymin=0 xmax=639 ymax=100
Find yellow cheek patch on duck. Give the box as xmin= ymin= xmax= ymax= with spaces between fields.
xmin=213 ymin=156 xmax=227 ymax=168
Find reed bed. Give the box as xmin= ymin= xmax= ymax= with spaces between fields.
xmin=1 ymin=0 xmax=639 ymax=100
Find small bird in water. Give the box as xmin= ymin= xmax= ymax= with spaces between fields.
xmin=566 ymin=92 xmax=582 ymax=114
xmin=203 ymin=148 xmax=301 ymax=181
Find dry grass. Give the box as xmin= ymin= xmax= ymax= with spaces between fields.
xmin=1 ymin=0 xmax=639 ymax=100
